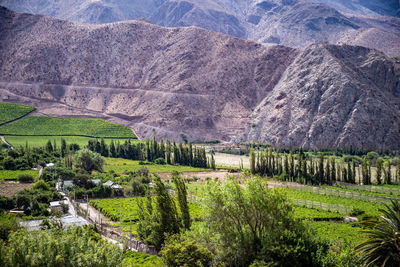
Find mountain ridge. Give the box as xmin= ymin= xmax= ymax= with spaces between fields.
xmin=0 ymin=7 xmax=399 ymax=149
xmin=1 ymin=0 xmax=399 ymax=57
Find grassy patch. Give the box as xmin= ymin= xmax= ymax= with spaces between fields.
xmin=104 ymin=158 xmax=208 ymax=174
xmin=5 ymin=136 xmax=139 ymax=148
xmin=0 ymin=116 xmax=136 ymax=138
xmin=0 ymin=102 xmax=35 ymax=125
xmin=0 ymin=170 xmax=38 ymax=181
xmin=293 ymin=206 xmax=342 ymax=219
xmin=123 ymin=251 xmax=163 ymax=266
xmin=307 ymin=221 xmax=365 ymax=244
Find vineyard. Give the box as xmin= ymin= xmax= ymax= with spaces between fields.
xmin=0 ymin=102 xmax=35 ymax=125
xmin=90 ymin=197 xmax=203 ymax=223
xmin=308 ymin=221 xmax=366 ymax=244
xmin=283 ymin=183 xmax=400 ymax=204
xmin=0 ymin=170 xmax=39 ymax=181
xmin=0 ymin=116 xmax=136 ymax=138
xmin=332 ymin=184 xmax=400 ymax=196
xmin=279 ymin=187 xmax=384 ymax=216
xmin=5 ymin=135 xmax=137 ymax=148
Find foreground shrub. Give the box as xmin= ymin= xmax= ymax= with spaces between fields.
xmin=0 ymin=226 xmax=123 ymax=267
xmin=161 ymin=235 xmax=213 ymax=267
xmin=199 ymin=177 xmax=329 ymax=266
xmin=18 ymin=173 xmax=34 ymax=183
xmin=355 ymin=200 xmax=400 ymax=266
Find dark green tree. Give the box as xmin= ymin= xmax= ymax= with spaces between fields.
xmin=173 ymin=173 xmax=190 ymax=230
xmin=61 ymin=138 xmax=67 ymax=157
xmin=250 ymin=148 xmax=256 ymax=175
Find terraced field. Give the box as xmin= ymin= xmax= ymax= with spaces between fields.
xmin=0 ymin=116 xmax=136 ymax=138
xmin=0 ymin=102 xmax=35 ymax=125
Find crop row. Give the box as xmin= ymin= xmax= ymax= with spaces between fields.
xmin=91 ymin=197 xmax=203 ymax=223
xmin=0 ymin=102 xmax=36 ymax=125
xmin=6 ymin=136 xmax=136 ymax=149
xmin=283 ymin=183 xmax=398 ymax=204
xmin=0 ymin=116 xmax=136 ymax=138
xmin=278 ymin=187 xmax=384 ymax=216
xmin=0 ymin=170 xmax=39 ymax=180
xmin=293 ymin=206 xmax=343 ymax=219
xmin=335 ymin=184 xmax=400 ymax=196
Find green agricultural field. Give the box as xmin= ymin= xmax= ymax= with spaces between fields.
xmin=0 ymin=170 xmax=39 ymax=180
xmin=324 ymin=185 xmax=400 ymax=199
xmin=0 ymin=102 xmax=36 ymax=125
xmin=104 ymin=158 xmax=208 ymax=174
xmin=0 ymin=116 xmax=136 ymax=138
xmin=307 ymin=221 xmax=366 ymax=244
xmin=5 ymin=135 xmax=138 ymax=148
xmin=91 ymin=197 xmax=202 ymax=222
xmin=90 ymin=196 xmax=202 ymax=236
xmin=293 ymin=206 xmax=342 ymax=219
xmin=278 ymin=187 xmax=384 ymax=216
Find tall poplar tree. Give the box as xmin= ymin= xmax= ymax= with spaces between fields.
xmin=250 ymin=148 xmax=256 ymax=175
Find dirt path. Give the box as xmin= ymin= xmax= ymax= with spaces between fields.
xmin=0 ymin=135 xmax=13 ymax=149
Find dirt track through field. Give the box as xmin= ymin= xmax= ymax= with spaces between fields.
xmin=0 ymin=135 xmax=13 ymax=149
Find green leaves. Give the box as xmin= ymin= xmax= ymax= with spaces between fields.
xmin=0 ymin=102 xmax=35 ymax=125
xmin=0 ymin=226 xmax=124 ymax=267
xmin=355 ymin=200 xmax=400 ymax=266
xmin=202 ymin=177 xmax=325 ymax=266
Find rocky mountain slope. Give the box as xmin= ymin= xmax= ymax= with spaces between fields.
xmin=242 ymin=44 xmax=400 ymax=150
xmin=1 ymin=7 xmax=399 ymax=149
xmin=1 ymin=0 xmax=399 ymax=57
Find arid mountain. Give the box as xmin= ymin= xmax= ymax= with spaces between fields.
xmin=1 ymin=0 xmax=399 ymax=57
xmin=0 ymin=6 xmax=297 ymax=143
xmin=306 ymin=0 xmax=400 ymax=17
xmin=242 ymin=43 xmax=400 ymax=150
xmin=1 ymin=7 xmax=399 ymax=149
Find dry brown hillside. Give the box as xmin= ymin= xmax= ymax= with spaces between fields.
xmin=0 ymin=7 xmax=399 ymax=149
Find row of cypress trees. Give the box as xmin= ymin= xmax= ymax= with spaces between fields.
xmin=250 ymin=148 xmax=400 ymax=185
xmin=87 ymin=137 xmax=211 ymax=168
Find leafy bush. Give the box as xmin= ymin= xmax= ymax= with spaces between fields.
xmin=74 ymin=149 xmax=104 ymax=173
xmin=123 ymin=251 xmax=163 ymax=266
xmin=18 ymin=173 xmax=34 ymax=183
xmin=0 ymin=212 xmax=19 ymax=240
xmin=0 ymin=197 xmax=14 ymax=211
xmin=154 ymin=157 xmax=165 ymax=165
xmin=161 ymin=235 xmax=214 ymax=267
xmin=0 ymin=226 xmax=124 ymax=266
xmin=199 ymin=177 xmax=330 ymax=266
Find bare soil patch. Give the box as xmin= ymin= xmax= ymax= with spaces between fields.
xmin=0 ymin=181 xmax=33 ymax=197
